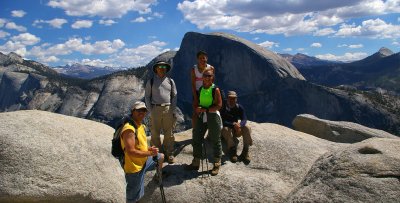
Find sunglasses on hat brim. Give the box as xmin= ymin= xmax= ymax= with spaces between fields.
xmin=157 ymin=65 xmax=168 ymax=69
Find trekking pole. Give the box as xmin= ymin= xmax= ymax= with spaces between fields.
xmin=203 ymin=138 xmax=210 ymax=177
xmin=153 ymin=156 xmax=167 ymax=203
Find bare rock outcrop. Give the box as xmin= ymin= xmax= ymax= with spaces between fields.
xmin=287 ymin=138 xmax=400 ymax=202
xmin=293 ymin=114 xmax=399 ymax=143
xmin=0 ymin=110 xmax=125 ymax=202
xmin=2 ymin=110 xmax=399 ymax=202
xmin=140 ymin=122 xmax=341 ymax=202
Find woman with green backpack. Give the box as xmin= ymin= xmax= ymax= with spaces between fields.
xmin=185 ymin=68 xmax=223 ymax=176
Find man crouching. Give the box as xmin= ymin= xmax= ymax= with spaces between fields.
xmin=121 ymin=101 xmax=164 ymax=203
xmin=221 ymin=91 xmax=252 ymax=164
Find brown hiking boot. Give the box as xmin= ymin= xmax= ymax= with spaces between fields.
xmin=184 ymin=158 xmax=200 ymax=170
xmin=239 ymin=147 xmax=251 ymax=165
xmin=211 ymin=159 xmax=221 ymax=176
xmin=229 ymin=147 xmax=238 ymax=163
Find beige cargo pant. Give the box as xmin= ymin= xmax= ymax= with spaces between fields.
xmin=150 ymin=105 xmax=176 ymax=156
xmin=221 ymin=125 xmax=252 ymax=149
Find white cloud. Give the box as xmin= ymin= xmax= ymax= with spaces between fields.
xmin=0 ymin=19 xmax=6 ymax=27
xmin=11 ymin=10 xmax=26 ymax=18
xmin=311 ymin=43 xmax=322 ymax=48
xmin=0 ymin=32 xmax=40 ymax=57
xmin=314 ymin=28 xmax=336 ymax=36
xmin=316 ymin=52 xmax=368 ymax=62
xmin=0 ymin=30 xmax=10 ymax=38
xmin=11 ymin=33 xmax=41 ymax=45
xmin=283 ymin=48 xmax=293 ymax=52
xmin=338 ymin=44 xmax=348 ymax=47
xmin=297 ymin=48 xmax=305 ymax=51
xmin=28 ymin=40 xmax=169 ymax=67
xmin=29 ymin=38 xmax=126 ymax=59
xmin=47 ymin=0 xmax=157 ymax=18
xmin=41 ymin=56 xmax=59 ymax=63
xmin=258 ymin=40 xmax=279 ymax=49
xmin=348 ymin=44 xmax=363 ymax=48
xmin=392 ymin=41 xmax=399 ymax=46
xmin=110 ymin=41 xmax=169 ymax=67
xmin=81 ymin=58 xmax=114 ymax=67
xmin=5 ymin=22 xmax=27 ymax=32
xmin=132 ymin=17 xmax=146 ymax=23
xmin=0 ymin=41 xmax=27 ymax=56
xmin=153 ymin=12 xmax=163 ymax=18
xmin=61 ymin=40 xmax=169 ymax=67
xmin=71 ymin=20 xmax=93 ymax=29
xmin=336 ymin=18 xmax=400 ymax=39
xmin=48 ymin=18 xmax=68 ymax=28
xmin=99 ymin=19 xmax=116 ymax=26
xmin=33 ymin=18 xmax=68 ymax=28
xmin=177 ymin=0 xmax=400 ymax=36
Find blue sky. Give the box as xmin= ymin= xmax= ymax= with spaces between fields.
xmin=0 ymin=0 xmax=399 ymax=68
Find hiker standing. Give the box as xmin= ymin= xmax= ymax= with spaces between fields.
xmin=145 ymin=61 xmax=177 ymax=164
xmin=221 ymin=91 xmax=252 ymax=164
xmin=186 ymin=68 xmax=223 ymax=176
xmin=191 ymin=50 xmax=215 ymax=128
xmin=120 ymin=101 xmax=164 ymax=203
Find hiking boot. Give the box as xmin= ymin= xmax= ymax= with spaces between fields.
xmin=229 ymin=147 xmax=238 ymax=163
xmin=184 ymin=158 xmax=200 ymax=170
xmin=211 ymin=159 xmax=221 ymax=176
xmin=167 ymin=155 xmax=175 ymax=164
xmin=239 ymin=146 xmax=251 ymax=165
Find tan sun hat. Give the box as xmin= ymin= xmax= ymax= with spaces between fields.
xmin=152 ymin=61 xmax=171 ymax=73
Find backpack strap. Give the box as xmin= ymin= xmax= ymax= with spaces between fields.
xmin=127 ymin=118 xmax=138 ymax=138
xmin=150 ymin=78 xmax=154 ymax=104
xmin=212 ymin=85 xmax=217 ymax=102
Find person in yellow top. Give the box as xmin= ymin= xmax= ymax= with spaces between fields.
xmin=121 ymin=101 xmax=164 ymax=203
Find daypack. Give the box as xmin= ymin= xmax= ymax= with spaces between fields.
xmin=111 ymin=117 xmax=137 ymax=167
xmin=197 ymin=84 xmax=219 ymax=108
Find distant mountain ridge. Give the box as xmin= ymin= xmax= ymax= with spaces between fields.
xmin=54 ymin=63 xmax=126 ymax=79
xmin=299 ymin=47 xmax=400 ymax=94
xmin=279 ymin=53 xmax=339 ymax=69
xmin=0 ymin=51 xmax=147 ymax=126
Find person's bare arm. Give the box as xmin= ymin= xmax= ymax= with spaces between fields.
xmin=122 ymin=130 xmax=155 ymax=157
xmin=208 ymin=88 xmax=222 ymax=113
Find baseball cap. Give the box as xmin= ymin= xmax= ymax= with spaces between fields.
xmin=227 ymin=91 xmax=237 ymax=98
xmin=131 ymin=101 xmax=147 ymax=110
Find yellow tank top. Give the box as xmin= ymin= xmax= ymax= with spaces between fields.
xmin=120 ymin=122 xmax=148 ymax=173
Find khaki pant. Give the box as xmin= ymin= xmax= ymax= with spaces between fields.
xmin=221 ymin=125 xmax=252 ymax=149
xmin=150 ymin=105 xmax=176 ymax=156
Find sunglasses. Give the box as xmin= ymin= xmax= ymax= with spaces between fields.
xmin=157 ymin=65 xmax=168 ymax=69
xmin=135 ymin=108 xmax=147 ymax=113
xmin=203 ymin=74 xmax=213 ymax=78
